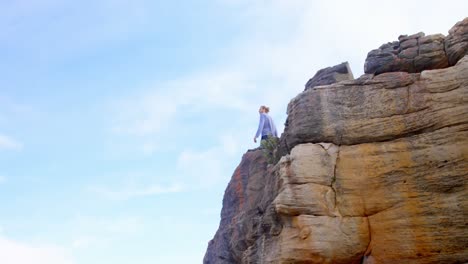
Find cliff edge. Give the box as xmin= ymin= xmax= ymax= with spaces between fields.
xmin=205 ymin=18 xmax=468 ymax=264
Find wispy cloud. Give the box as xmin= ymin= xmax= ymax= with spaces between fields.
xmin=71 ymin=236 xmax=98 ymax=249
xmin=106 ymin=70 xmax=265 ymax=158
xmin=175 ymin=133 xmax=248 ymax=188
xmin=111 ymin=92 xmax=178 ymax=137
xmin=107 ymin=0 xmax=468 ymax=161
xmin=89 ymin=183 xmax=182 ymax=201
xmin=0 ymin=134 xmax=23 ymax=151
xmin=0 ymin=236 xmax=75 ymax=264
xmin=0 ymin=0 xmax=153 ymax=65
xmin=70 ymin=215 xmax=146 ymax=249
xmin=177 ymin=147 xmax=224 ymax=185
xmin=110 ymin=71 xmax=258 ymax=137
xmin=0 ymin=96 xmax=35 ymax=117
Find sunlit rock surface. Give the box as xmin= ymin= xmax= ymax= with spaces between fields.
xmin=205 ymin=18 xmax=468 ymax=264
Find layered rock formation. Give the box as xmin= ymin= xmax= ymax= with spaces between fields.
xmin=205 ymin=18 xmax=468 ymax=264
xmin=364 ymin=17 xmax=468 ymax=74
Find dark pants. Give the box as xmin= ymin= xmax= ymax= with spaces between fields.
xmin=261 ymin=135 xmax=269 ymax=140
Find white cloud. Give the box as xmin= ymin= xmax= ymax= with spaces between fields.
xmin=175 ymin=133 xmax=249 ymax=187
xmin=106 ymin=217 xmax=143 ymax=235
xmin=89 ymin=183 xmax=182 ymax=201
xmin=108 ymin=0 xmax=468 ymax=178
xmin=70 ymin=215 xmax=145 ymax=249
xmin=0 ymin=96 xmax=36 ymax=117
xmin=220 ymin=134 xmax=240 ymax=156
xmin=97 ymin=1 xmax=468 ymax=199
xmin=110 ymin=1 xmax=464 ymax=142
xmin=0 ymin=236 xmax=75 ymax=264
xmin=71 ymin=236 xmax=97 ymax=249
xmin=111 ymin=93 xmax=178 ymax=137
xmin=0 ymin=134 xmax=23 ymax=151
xmin=0 ymin=0 xmax=154 ymax=64
xmin=110 ymin=71 xmax=258 ymax=138
xmin=141 ymin=141 xmax=158 ymax=155
xmin=177 ymin=147 xmax=224 ymax=186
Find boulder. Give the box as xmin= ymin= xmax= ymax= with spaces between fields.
xmin=304 ymin=62 xmax=354 ymax=90
xmin=281 ymin=56 xmax=467 ymax=149
xmin=445 ymin=17 xmax=468 ymax=66
xmin=363 ymin=17 xmax=468 ymax=74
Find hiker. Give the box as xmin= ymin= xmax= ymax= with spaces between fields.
xmin=253 ymin=105 xmax=278 ymax=143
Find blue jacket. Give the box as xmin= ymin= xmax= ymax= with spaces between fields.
xmin=255 ymin=113 xmax=278 ymax=138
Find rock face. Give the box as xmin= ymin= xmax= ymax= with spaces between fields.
xmin=205 ymin=19 xmax=468 ymax=264
xmin=204 ymin=149 xmax=282 ymax=264
xmin=364 ymin=17 xmax=468 ymax=74
xmin=280 ymin=59 xmax=467 ymax=150
xmin=305 ymin=62 xmax=354 ymax=90
xmin=446 ymin=18 xmax=468 ymax=66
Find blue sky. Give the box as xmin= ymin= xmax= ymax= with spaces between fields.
xmin=0 ymin=1 xmax=466 ymax=263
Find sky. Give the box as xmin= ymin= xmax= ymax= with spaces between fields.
xmin=0 ymin=1 xmax=466 ymax=263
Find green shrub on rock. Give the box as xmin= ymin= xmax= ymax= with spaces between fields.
xmin=260 ymin=136 xmax=280 ymax=164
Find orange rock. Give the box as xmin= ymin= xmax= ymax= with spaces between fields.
xmin=205 ymin=19 xmax=468 ymax=264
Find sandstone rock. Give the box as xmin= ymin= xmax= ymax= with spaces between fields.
xmin=279 ymin=143 xmax=338 ymax=186
xmin=274 ymin=183 xmax=336 ymax=216
xmin=270 ymin=215 xmax=370 ymax=264
xmin=399 ymin=46 xmax=418 ymax=59
xmin=364 ymin=47 xmax=402 ymax=74
xmin=398 ymin=32 xmax=425 ymax=42
xmin=273 ymin=143 xmax=339 ymax=217
xmin=363 ymin=18 xmax=468 ymax=74
xmin=400 ymin=38 xmax=418 ymax=50
xmin=336 ymin=125 xmax=467 ymax=263
xmin=445 ymin=17 xmax=468 ymax=66
xmin=281 ymin=56 xmax=468 ymax=151
xmin=206 ymin=22 xmax=468 ymax=264
xmin=271 ymin=125 xmax=467 ymax=263
xmin=304 ymin=62 xmax=354 ymax=90
xmin=204 ymin=149 xmax=282 ymax=264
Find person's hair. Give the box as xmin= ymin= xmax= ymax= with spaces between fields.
xmin=260 ymin=105 xmax=270 ymax=113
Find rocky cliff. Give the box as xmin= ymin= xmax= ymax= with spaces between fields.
xmin=204 ymin=18 xmax=468 ymax=264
